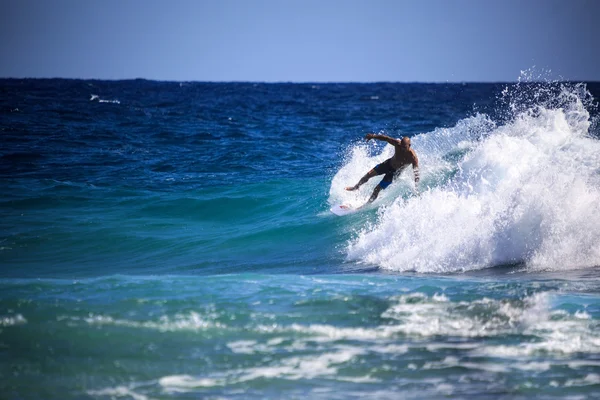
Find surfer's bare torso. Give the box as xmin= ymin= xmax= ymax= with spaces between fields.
xmin=388 ymin=141 xmax=418 ymax=171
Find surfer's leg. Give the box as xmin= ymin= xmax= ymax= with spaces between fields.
xmin=367 ymin=174 xmax=393 ymax=203
xmin=346 ymin=168 xmax=378 ymax=191
xmin=367 ymin=185 xmax=383 ymax=203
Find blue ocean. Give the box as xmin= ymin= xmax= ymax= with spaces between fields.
xmin=2 ymin=78 xmax=600 ymax=399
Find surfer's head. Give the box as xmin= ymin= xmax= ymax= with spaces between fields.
xmin=400 ymin=137 xmax=411 ymax=149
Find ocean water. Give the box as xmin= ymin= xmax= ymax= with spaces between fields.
xmin=1 ymin=78 xmax=600 ymax=399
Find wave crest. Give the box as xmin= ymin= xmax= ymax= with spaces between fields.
xmin=333 ymin=82 xmax=600 ymax=273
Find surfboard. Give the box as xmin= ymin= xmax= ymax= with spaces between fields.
xmin=330 ymin=204 xmax=358 ymax=216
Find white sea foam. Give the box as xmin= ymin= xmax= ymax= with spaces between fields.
xmin=382 ymin=291 xmax=600 ymax=357
xmin=568 ymin=360 xmax=600 ymax=369
xmin=381 ymin=293 xmax=524 ymax=338
xmin=226 ymin=340 xmax=258 ymax=354
xmin=80 ymin=311 xmax=223 ymax=331
xmin=87 ymin=386 xmax=149 ymax=400
xmin=159 ymin=348 xmax=367 ymax=390
xmin=423 ymin=356 xmax=510 ymax=373
xmin=226 ymin=339 xmax=288 ymax=355
xmin=244 ymin=291 xmax=600 ymax=359
xmin=468 ymin=311 xmax=600 ymax=357
xmin=90 ymin=93 xmax=120 ymax=104
xmin=512 ymin=362 xmax=552 ymax=372
xmin=159 ymin=375 xmax=223 ymax=391
xmin=154 ymin=290 xmax=600 ymax=393
xmin=565 ymin=373 xmax=600 ymax=387
xmin=75 ymin=291 xmax=599 ymax=362
xmin=332 ymin=83 xmax=600 ymax=273
xmin=240 ymin=348 xmax=365 ymax=382
xmin=0 ymin=314 xmax=27 ymax=326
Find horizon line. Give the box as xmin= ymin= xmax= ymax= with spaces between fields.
xmin=2 ymin=76 xmax=599 ymax=84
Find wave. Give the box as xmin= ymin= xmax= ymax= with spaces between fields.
xmin=82 ymin=289 xmax=600 ymax=396
xmin=331 ymin=82 xmax=600 ymax=273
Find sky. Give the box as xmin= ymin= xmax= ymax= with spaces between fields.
xmin=0 ymin=0 xmax=598 ymax=82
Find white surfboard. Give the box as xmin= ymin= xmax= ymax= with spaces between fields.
xmin=330 ymin=204 xmax=359 ymax=216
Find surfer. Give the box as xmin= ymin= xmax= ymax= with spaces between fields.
xmin=345 ymin=134 xmax=419 ymax=204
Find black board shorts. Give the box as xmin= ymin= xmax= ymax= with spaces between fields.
xmin=373 ymin=159 xmax=398 ymax=189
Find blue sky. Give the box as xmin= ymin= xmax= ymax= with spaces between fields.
xmin=1 ymin=0 xmax=598 ymax=82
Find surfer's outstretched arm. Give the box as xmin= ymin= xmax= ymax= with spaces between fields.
xmin=412 ymin=154 xmax=420 ymax=183
xmin=411 ymin=151 xmax=420 ymax=193
xmin=365 ymin=133 xmax=401 ymax=146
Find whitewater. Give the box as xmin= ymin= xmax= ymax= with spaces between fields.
xmin=331 ymin=82 xmax=600 ymax=273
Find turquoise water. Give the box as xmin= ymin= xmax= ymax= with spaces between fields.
xmin=3 ymin=274 xmax=600 ymax=399
xmin=1 ymin=79 xmax=600 ymax=398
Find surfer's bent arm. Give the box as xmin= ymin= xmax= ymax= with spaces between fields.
xmin=365 ymin=133 xmax=400 ymax=146
xmin=412 ymin=152 xmax=420 ymax=185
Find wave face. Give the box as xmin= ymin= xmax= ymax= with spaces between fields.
xmin=333 ymin=82 xmax=600 ymax=272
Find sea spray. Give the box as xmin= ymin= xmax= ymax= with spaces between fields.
xmin=329 ymin=113 xmax=497 ymax=208
xmin=334 ymin=83 xmax=600 ymax=272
